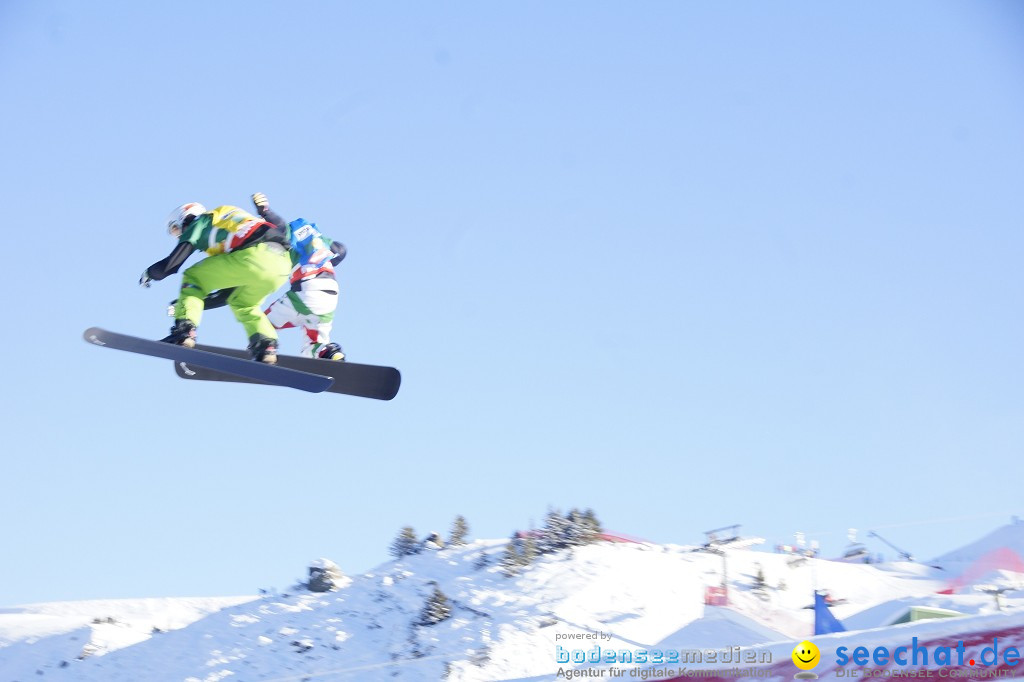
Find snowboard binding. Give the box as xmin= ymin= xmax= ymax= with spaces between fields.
xmin=248 ymin=335 xmax=279 ymax=365
xmin=161 ymin=319 xmax=197 ymax=348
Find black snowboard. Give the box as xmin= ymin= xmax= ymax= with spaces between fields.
xmin=83 ymin=328 xmax=333 ymax=394
xmin=174 ymin=343 xmax=401 ymax=401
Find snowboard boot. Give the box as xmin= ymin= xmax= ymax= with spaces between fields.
xmin=248 ymin=334 xmax=279 ymax=365
xmin=161 ymin=319 xmax=197 ymax=348
xmin=318 ymin=343 xmax=345 ymax=362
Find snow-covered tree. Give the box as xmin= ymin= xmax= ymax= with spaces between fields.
xmin=500 ymin=536 xmax=524 ymax=577
xmin=564 ymin=509 xmax=585 ymax=547
xmin=391 ymin=526 xmax=421 ymax=558
xmin=538 ymin=508 xmax=571 ymax=554
xmin=307 ymin=558 xmax=345 ymax=593
xmin=521 ymin=533 xmax=538 ymax=564
xmin=422 ymin=531 xmax=446 ymax=551
xmin=581 ymin=508 xmax=603 ymax=539
xmin=754 ymin=564 xmax=767 ymax=590
xmin=418 ymin=585 xmax=452 ymax=626
xmin=565 ymin=508 xmax=602 ymax=547
xmin=448 ymin=515 xmax=470 ymax=546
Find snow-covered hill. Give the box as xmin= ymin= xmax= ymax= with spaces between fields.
xmin=3 ymin=523 xmax=1024 ymax=682
xmin=0 ymin=596 xmax=255 ymax=680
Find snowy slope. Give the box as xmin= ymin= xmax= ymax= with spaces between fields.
xmin=0 ymin=596 xmax=255 ymax=681
xmin=931 ymin=520 xmax=1024 ymax=567
xmin=929 ymin=521 xmax=1024 ymax=594
xmin=655 ymin=607 xmax=787 ymax=649
xmin=1 ymin=528 xmax=1023 ymax=681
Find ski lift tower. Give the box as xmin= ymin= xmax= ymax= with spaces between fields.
xmin=976 ymin=584 xmax=1014 ymax=611
xmin=704 ymin=524 xmax=741 ymax=548
xmin=700 ymin=525 xmax=741 ymax=606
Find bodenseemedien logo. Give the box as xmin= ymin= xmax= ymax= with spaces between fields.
xmin=792 ymin=640 xmax=821 ymax=679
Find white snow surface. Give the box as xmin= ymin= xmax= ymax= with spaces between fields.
xmin=931 ymin=522 xmax=1024 ymax=567
xmin=0 ymin=596 xmax=255 ymax=680
xmin=1 ymin=525 xmax=1023 ymax=681
xmin=309 ymin=559 xmax=340 ymax=571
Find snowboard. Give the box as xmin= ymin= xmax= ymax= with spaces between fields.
xmin=173 ymin=343 xmax=401 ymax=401
xmin=83 ymin=327 xmax=334 ymax=394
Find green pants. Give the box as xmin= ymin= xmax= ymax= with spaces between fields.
xmin=174 ymin=243 xmax=291 ymax=341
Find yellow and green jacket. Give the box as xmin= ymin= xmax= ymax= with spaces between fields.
xmin=145 ymin=205 xmax=288 ymax=281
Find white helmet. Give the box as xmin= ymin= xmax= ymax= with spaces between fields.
xmin=167 ymin=202 xmax=207 ymax=237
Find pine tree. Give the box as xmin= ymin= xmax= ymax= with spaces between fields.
xmin=581 ymin=508 xmax=603 ymax=539
xmin=566 ymin=508 xmax=597 ymax=547
xmin=473 ymin=550 xmax=490 ymax=570
xmin=449 ymin=515 xmax=470 ymax=546
xmin=538 ymin=508 xmax=571 ymax=555
xmin=521 ymin=533 xmax=538 ymax=565
xmin=391 ymin=526 xmax=421 ymax=558
xmin=500 ymin=536 xmax=524 ymax=577
xmin=418 ymin=585 xmax=452 ymax=626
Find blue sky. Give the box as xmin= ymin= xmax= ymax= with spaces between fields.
xmin=1 ymin=1 xmax=1022 ymax=606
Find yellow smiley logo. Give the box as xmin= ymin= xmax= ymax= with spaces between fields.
xmin=792 ymin=640 xmax=820 ymax=670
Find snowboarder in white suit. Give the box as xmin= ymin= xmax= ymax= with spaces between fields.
xmin=255 ymin=193 xmax=347 ymax=361
xmin=203 ymin=193 xmax=347 ymax=360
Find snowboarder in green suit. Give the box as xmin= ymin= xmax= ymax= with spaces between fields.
xmin=140 ymin=202 xmax=291 ymax=364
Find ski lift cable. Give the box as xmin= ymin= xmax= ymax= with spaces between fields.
xmin=868 ymin=511 xmax=1019 ymax=531
xmin=801 ymin=510 xmax=1019 ymax=537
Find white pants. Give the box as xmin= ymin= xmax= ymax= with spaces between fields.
xmin=264 ymin=278 xmax=339 ymax=358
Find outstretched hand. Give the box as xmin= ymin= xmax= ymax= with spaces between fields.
xmin=252 ymin=192 xmax=269 ymax=214
xmin=139 ymin=270 xmax=152 ymax=288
